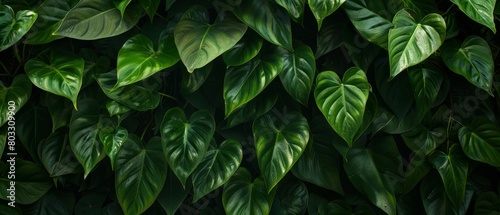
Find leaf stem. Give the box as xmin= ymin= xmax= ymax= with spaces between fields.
xmin=158 ymin=92 xmax=178 ymax=102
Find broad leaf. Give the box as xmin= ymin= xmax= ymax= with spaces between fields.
xmin=225 ymin=89 xmax=278 ymax=128
xmin=270 ymin=178 xmax=308 ymax=215
xmin=113 ymin=0 xmax=132 ymax=16
xmin=430 ymin=144 xmax=468 ymax=209
xmin=450 ymin=0 xmax=496 ymax=33
xmin=275 ymin=0 xmax=306 ymax=22
xmin=253 ymin=111 xmax=309 ymax=192
xmin=139 ymin=0 xmax=160 ymax=20
xmin=192 ymin=139 xmax=242 ymax=202
xmin=115 ymin=135 xmax=167 ymax=215
xmin=181 ymin=63 xmax=213 ymax=94
xmin=74 ymin=193 xmax=107 ymax=215
xmin=441 ymin=36 xmax=494 ymax=94
xmin=222 ymin=168 xmax=275 ymax=215
xmin=22 ymin=191 xmax=74 ymax=215
xmin=391 ymin=0 xmax=439 ymax=19
xmin=79 ymin=48 xmax=110 ymax=88
xmin=157 ymin=169 xmax=192 ymax=215
xmin=17 ymin=104 xmax=51 ymax=163
xmin=55 ymin=0 xmax=142 ymax=40
xmin=222 ymin=30 xmax=263 ymax=67
xmin=474 ymin=192 xmax=500 ymax=214
xmin=402 ymin=125 xmax=446 ymax=155
xmin=0 ymin=160 xmax=52 ymax=204
xmin=0 ymin=5 xmax=37 ymax=51
xmin=276 ymin=41 xmax=316 ymax=106
xmin=343 ymin=29 xmax=382 ymax=71
xmin=69 ymin=99 xmax=112 ymax=178
xmin=420 ymin=174 xmax=455 ymax=215
xmin=174 ymin=5 xmax=247 ymax=72
xmin=25 ymin=49 xmax=84 ymax=109
xmin=115 ymin=33 xmax=179 ymax=88
xmin=342 ymin=0 xmax=393 ymax=49
xmin=224 ymin=54 xmax=283 ymax=117
xmin=24 ymin=0 xmax=69 ymax=44
xmin=234 ymin=0 xmax=293 ymax=51
xmin=308 ymin=0 xmax=346 ymax=29
xmin=458 ymin=117 xmax=500 ymax=167
xmin=99 ymin=126 xmax=128 ymax=170
xmin=46 ymin=94 xmax=73 ymax=132
xmin=0 ymin=75 xmax=31 ymax=127
xmin=105 ymin=100 xmax=130 ymax=117
xmin=314 ymin=13 xmax=346 ymax=58
xmin=314 ymin=67 xmax=370 ymax=145
xmin=96 ymin=72 xmax=161 ymax=111
xmin=407 ymin=64 xmax=444 ymax=118
xmin=388 ymin=10 xmax=446 ymax=78
xmin=160 ymin=107 xmax=215 ymax=186
xmin=40 ymin=130 xmax=81 ymax=177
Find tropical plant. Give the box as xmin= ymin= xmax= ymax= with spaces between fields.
xmin=0 ymin=0 xmax=499 ymax=214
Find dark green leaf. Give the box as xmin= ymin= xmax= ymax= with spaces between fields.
xmin=402 ymin=125 xmax=446 ymax=155
xmin=420 ymin=174 xmax=455 ymax=215
xmin=450 ymin=0 xmax=496 ymax=33
xmin=99 ymin=126 xmax=128 ymax=170
xmin=139 ymin=0 xmax=160 ymax=20
xmin=105 ymin=100 xmax=131 ymax=117
xmin=0 ymin=75 xmax=31 ymax=127
xmin=224 ymin=89 xmax=278 ymax=128
xmin=181 ymin=63 xmax=213 ymax=94
xmin=222 ymin=30 xmax=263 ymax=66
xmin=0 ymin=160 xmax=52 ymax=204
xmin=157 ymin=169 xmax=192 ymax=215
xmin=308 ymin=0 xmax=346 ymax=29
xmin=0 ymin=5 xmax=37 ymax=51
xmin=74 ymin=193 xmax=107 ymax=215
xmin=24 ymin=0 xmax=69 ymax=44
xmin=45 ymin=94 xmax=73 ymax=132
xmin=458 ymin=117 xmax=500 ymax=167
xmin=275 ymin=0 xmax=306 ymax=22
xmin=474 ymin=191 xmax=500 ymax=214
xmin=22 ymin=191 xmax=74 ymax=215
xmin=314 ymin=13 xmax=346 ymax=58
xmin=113 ymin=0 xmax=132 ymax=16
xmin=407 ymin=64 xmax=444 ymax=118
xmin=40 ymin=131 xmax=81 ymax=177
xmin=270 ymin=178 xmax=308 ymax=215
xmin=17 ymin=104 xmax=51 ymax=162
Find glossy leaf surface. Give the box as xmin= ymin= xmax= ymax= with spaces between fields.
xmin=450 ymin=0 xmax=496 ymax=33
xmin=24 ymin=0 xmax=68 ymax=44
xmin=99 ymin=126 xmax=128 ymax=169
xmin=458 ymin=117 xmax=500 ymax=167
xmin=0 ymin=5 xmax=37 ymax=51
xmin=0 ymin=75 xmax=31 ymax=127
xmin=308 ymin=0 xmax=346 ymax=29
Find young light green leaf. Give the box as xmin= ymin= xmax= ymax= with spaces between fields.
xmin=222 ymin=30 xmax=263 ymax=67
xmin=24 ymin=0 xmax=69 ymax=44
xmin=55 ymin=0 xmax=141 ymax=40
xmin=115 ymin=33 xmax=179 ymax=88
xmin=441 ymin=36 xmax=494 ymax=94
xmin=253 ymin=111 xmax=309 ymax=192
xmin=0 ymin=75 xmax=31 ymax=127
xmin=308 ymin=0 xmax=346 ymax=29
xmin=115 ymin=135 xmax=167 ymax=215
xmin=430 ymin=144 xmax=468 ymax=209
xmin=174 ymin=5 xmax=247 ymax=72
xmin=234 ymin=0 xmax=293 ymax=51
xmin=25 ymin=49 xmax=84 ymax=109
xmin=314 ymin=67 xmax=370 ymax=145
xmin=99 ymin=126 xmax=128 ymax=170
xmin=192 ymin=139 xmax=242 ymax=202
xmin=459 ymin=117 xmax=500 ymax=167
xmin=388 ymin=10 xmax=446 ymax=78
xmin=0 ymin=5 xmax=37 ymax=51
xmin=160 ymin=108 xmax=215 ymax=186
xmin=450 ymin=0 xmax=496 ymax=33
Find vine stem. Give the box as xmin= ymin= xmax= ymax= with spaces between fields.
xmin=158 ymin=92 xmax=179 ymax=102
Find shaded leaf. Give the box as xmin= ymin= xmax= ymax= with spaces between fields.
xmin=40 ymin=130 xmax=81 ymax=177
xmin=407 ymin=64 xmax=444 ymax=118
xmin=270 ymin=178 xmax=308 ymax=215
xmin=157 ymin=169 xmax=192 ymax=215
xmin=275 ymin=0 xmax=306 ymax=23
xmin=222 ymin=30 xmax=263 ymax=67
xmin=458 ymin=117 xmax=500 ymax=167
xmin=0 ymin=160 xmax=52 ymax=204
xmin=181 ymin=63 xmax=213 ymax=94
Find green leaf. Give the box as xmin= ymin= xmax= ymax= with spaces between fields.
xmin=276 ymin=41 xmax=316 ymax=106
xmin=458 ymin=117 xmax=500 ymax=167
xmin=342 ymin=29 xmax=382 ymax=71
xmin=234 ymin=0 xmax=293 ymax=51
xmin=253 ymin=111 xmax=309 ymax=192
xmin=420 ymin=174 xmax=455 ymax=215
xmin=222 ymin=30 xmax=263 ymax=67
xmin=392 ymin=0 xmax=439 ymax=19
xmin=174 ymin=5 xmax=247 ymax=72
xmin=474 ymin=191 xmax=500 ymax=214
xmin=157 ymin=169 xmax=192 ymax=215
xmin=74 ymin=193 xmax=107 ymax=215
xmin=115 ymin=135 xmax=167 ymax=215
xmin=165 ymin=0 xmax=176 ymax=10
xmin=275 ymin=0 xmax=306 ymax=22
xmin=69 ymin=99 xmax=112 ymax=178
xmin=96 ymin=72 xmax=161 ymax=111
xmin=40 ymin=130 xmax=81 ymax=177
xmin=46 ymin=94 xmax=73 ymax=132
xmin=403 ymin=154 xmax=431 ymax=194
xmin=113 ymin=0 xmax=132 ymax=16
xmin=407 ymin=64 xmax=444 ymax=119
xmin=388 ymin=10 xmax=446 ymax=78
xmin=105 ymin=100 xmax=130 ymax=117
xmin=99 ymin=126 xmax=128 ymax=170
xmin=0 ymin=5 xmax=37 ymax=51
xmin=22 ymin=190 xmax=74 ymax=215
xmin=344 ymin=148 xmax=397 ymax=215
xmin=450 ymin=0 xmax=496 ymax=33
xmin=308 ymin=0 xmax=346 ymax=29
xmin=0 ymin=75 xmax=31 ymax=127
xmin=441 ymin=36 xmax=494 ymax=94
xmin=0 ymin=126 xmax=6 ymax=156
xmin=430 ymin=144 xmax=468 ymax=209
xmin=160 ymin=107 xmax=215 ymax=186
xmin=55 ymin=0 xmax=142 ymax=40
xmin=224 ymin=54 xmax=283 ymax=117
xmin=139 ymin=0 xmax=160 ymax=20
xmin=24 ymin=0 xmax=69 ymax=44
xmin=314 ymin=68 xmax=370 ymax=145
xmin=270 ymin=178 xmax=308 ymax=215
xmin=402 ymin=125 xmax=446 ymax=155
xmin=222 ymin=168 xmax=275 ymax=215
xmin=342 ymin=0 xmax=393 ymax=49
xmin=181 ymin=63 xmax=213 ymax=94
xmin=0 ymin=160 xmax=52 ymax=204
xmin=16 ymin=104 xmax=51 ymax=162
xmin=192 ymin=139 xmax=242 ymax=202
xmin=225 ymin=89 xmax=278 ymax=128
xmin=115 ymin=33 xmax=179 ymax=88
xmin=79 ymin=48 xmax=110 ymax=88
xmin=25 ymin=49 xmax=84 ymax=109
xmin=314 ymin=13 xmax=346 ymax=59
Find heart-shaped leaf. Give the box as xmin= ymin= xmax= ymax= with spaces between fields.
xmin=430 ymin=144 xmax=468 ymax=209
xmin=407 ymin=63 xmax=444 ymax=118
xmin=458 ymin=117 xmax=500 ymax=167
xmin=234 ymin=0 xmax=293 ymax=51
xmin=157 ymin=169 xmax=192 ymax=215
xmin=388 ymin=9 xmax=446 ymax=78
xmin=25 ymin=49 xmax=84 ymax=109
xmin=174 ymin=5 xmax=247 ymax=72
xmin=40 ymin=130 xmax=81 ymax=177
xmin=0 ymin=75 xmax=31 ymax=127
xmin=441 ymin=36 xmax=494 ymax=94
xmin=253 ymin=111 xmax=309 ymax=192
xmin=224 ymin=54 xmax=283 ymax=117
xmin=138 ymin=0 xmax=160 ymax=20
xmin=270 ymin=178 xmax=308 ymax=215
xmin=276 ymin=41 xmax=316 ymax=106
xmin=0 ymin=5 xmax=37 ymax=51
xmin=96 ymin=72 xmax=161 ymax=111
xmin=222 ymin=168 xmax=275 ymax=215
xmin=69 ymin=99 xmax=112 ymax=178
xmin=222 ymin=30 xmax=263 ymax=67
xmin=115 ymin=33 xmax=179 ymax=88
xmin=450 ymin=0 xmax=496 ymax=33
xmin=160 ymin=107 xmax=215 ymax=186
xmin=115 ymin=135 xmax=167 ymax=215
xmin=342 ymin=0 xmax=393 ymax=49
xmin=99 ymin=126 xmax=128 ymax=170
xmin=55 ymin=0 xmax=141 ymax=40
xmin=308 ymin=0 xmax=346 ymax=29
xmin=275 ymin=0 xmax=306 ymax=23
xmin=24 ymin=0 xmax=69 ymax=44
xmin=0 ymin=160 xmax=52 ymax=204
xmin=314 ymin=67 xmax=370 ymax=145
xmin=192 ymin=139 xmax=242 ymax=202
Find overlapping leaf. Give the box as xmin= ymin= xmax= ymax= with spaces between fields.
xmin=0 ymin=160 xmax=52 ymax=204
xmin=24 ymin=0 xmax=69 ymax=44
xmin=138 ymin=0 xmax=160 ymax=20
xmin=0 ymin=75 xmax=31 ymax=127
xmin=275 ymin=0 xmax=306 ymax=22
xmin=270 ymin=179 xmax=308 ymax=215
xmin=40 ymin=131 xmax=81 ymax=177
xmin=222 ymin=30 xmax=263 ymax=67
xmin=113 ymin=0 xmax=132 ymax=16
xmin=308 ymin=0 xmax=346 ymax=29
xmin=225 ymin=89 xmax=278 ymax=128
xmin=99 ymin=126 xmax=128 ymax=170
xmin=407 ymin=64 xmax=444 ymax=118
xmin=458 ymin=117 xmax=500 ymax=167
xmin=16 ymin=105 xmax=51 ymax=163
xmin=0 ymin=5 xmax=37 ymax=51
xmin=450 ymin=0 xmax=496 ymax=33
xmin=180 ymin=63 xmax=212 ymax=94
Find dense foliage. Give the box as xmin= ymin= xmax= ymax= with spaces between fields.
xmin=0 ymin=0 xmax=499 ymax=214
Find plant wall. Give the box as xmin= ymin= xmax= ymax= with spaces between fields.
xmin=0 ymin=0 xmax=499 ymax=214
